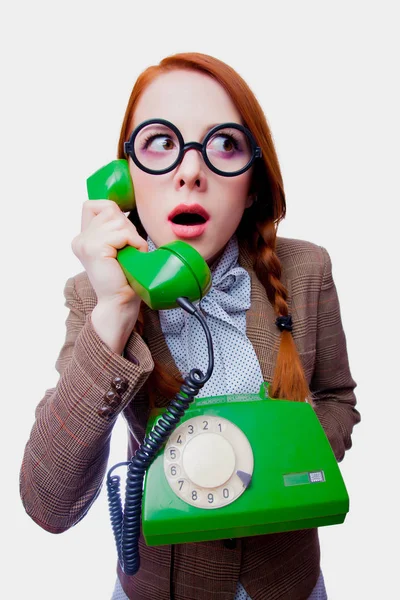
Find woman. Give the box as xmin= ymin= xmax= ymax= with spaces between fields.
xmin=20 ymin=52 xmax=360 ymax=600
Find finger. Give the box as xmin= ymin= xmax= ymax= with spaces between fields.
xmin=119 ymin=226 xmax=148 ymax=253
xmin=96 ymin=229 xmax=148 ymax=257
xmin=81 ymin=200 xmax=121 ymax=230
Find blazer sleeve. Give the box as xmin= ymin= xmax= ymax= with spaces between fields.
xmin=310 ymin=247 xmax=361 ymax=461
xmin=20 ymin=276 xmax=154 ymax=533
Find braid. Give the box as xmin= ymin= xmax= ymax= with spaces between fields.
xmin=253 ymin=220 xmax=310 ymax=402
xmin=253 ymin=221 xmax=287 ymax=310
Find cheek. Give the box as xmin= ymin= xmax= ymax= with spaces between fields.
xmin=219 ymin=173 xmax=252 ymax=211
xmin=130 ymin=165 xmax=162 ymax=223
xmin=130 ymin=165 xmax=153 ymax=200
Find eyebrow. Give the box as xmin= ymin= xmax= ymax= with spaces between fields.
xmin=199 ymin=122 xmax=243 ymax=139
xmin=203 ymin=123 xmax=240 ymax=132
xmin=130 ymin=120 xmax=242 ymax=139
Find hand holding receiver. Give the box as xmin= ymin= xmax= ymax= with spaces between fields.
xmin=71 ymin=198 xmax=146 ymax=353
xmin=72 ymin=198 xmax=147 ymax=303
xmin=72 ymin=161 xmax=146 ymax=352
xmin=86 ymin=160 xmax=212 ymax=310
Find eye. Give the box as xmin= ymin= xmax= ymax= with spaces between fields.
xmin=142 ymin=134 xmax=177 ymax=152
xmin=207 ymin=133 xmax=240 ymax=154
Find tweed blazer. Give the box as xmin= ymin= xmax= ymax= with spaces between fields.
xmin=20 ymin=237 xmax=360 ymax=600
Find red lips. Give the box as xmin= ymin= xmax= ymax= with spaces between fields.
xmin=168 ymin=204 xmax=210 ymax=222
xmin=168 ymin=203 xmax=210 ymax=239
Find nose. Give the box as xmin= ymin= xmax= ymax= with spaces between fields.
xmin=173 ymin=146 xmax=207 ymax=191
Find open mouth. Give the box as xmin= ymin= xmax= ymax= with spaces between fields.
xmin=168 ymin=204 xmax=210 ymax=238
xmin=171 ymin=213 xmax=207 ymax=225
xmin=168 ymin=204 xmax=210 ymax=225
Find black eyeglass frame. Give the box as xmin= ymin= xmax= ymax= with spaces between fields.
xmin=124 ymin=118 xmax=262 ymax=177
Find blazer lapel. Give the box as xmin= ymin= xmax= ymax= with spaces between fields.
xmin=142 ymin=306 xmax=177 ymax=373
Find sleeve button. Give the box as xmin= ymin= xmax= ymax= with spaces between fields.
xmin=111 ymin=376 xmax=128 ymax=394
xmin=97 ymin=405 xmax=114 ymax=419
xmin=104 ymin=389 xmax=121 ymax=408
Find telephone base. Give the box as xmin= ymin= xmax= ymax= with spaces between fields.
xmin=142 ymin=386 xmax=349 ymax=546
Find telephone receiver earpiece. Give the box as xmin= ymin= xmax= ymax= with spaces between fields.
xmin=86 ymin=159 xmax=212 ymax=310
xmin=87 ymin=159 xmax=136 ymax=212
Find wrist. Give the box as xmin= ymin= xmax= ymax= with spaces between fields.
xmin=91 ymin=298 xmax=140 ymax=355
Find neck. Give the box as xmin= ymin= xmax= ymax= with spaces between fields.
xmin=206 ymin=244 xmax=228 ymax=269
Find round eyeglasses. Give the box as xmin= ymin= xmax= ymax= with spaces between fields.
xmin=124 ymin=119 xmax=262 ymax=177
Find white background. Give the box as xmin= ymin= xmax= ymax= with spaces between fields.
xmin=2 ymin=1 xmax=399 ymax=598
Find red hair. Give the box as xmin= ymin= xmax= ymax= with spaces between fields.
xmin=117 ymin=52 xmax=310 ymax=404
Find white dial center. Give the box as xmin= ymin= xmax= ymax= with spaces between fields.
xmin=182 ymin=432 xmax=236 ymax=488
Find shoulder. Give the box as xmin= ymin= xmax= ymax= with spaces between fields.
xmin=276 ymin=236 xmax=326 ymax=260
xmin=64 ymin=271 xmax=97 ymax=314
xmin=276 ymin=236 xmax=330 ymax=280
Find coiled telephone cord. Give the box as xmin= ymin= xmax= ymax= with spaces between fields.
xmin=106 ymin=297 xmax=214 ymax=576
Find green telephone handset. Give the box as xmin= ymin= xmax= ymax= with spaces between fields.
xmin=86 ymin=159 xmax=212 ymax=309
xmin=86 ymin=161 xmax=349 ymax=578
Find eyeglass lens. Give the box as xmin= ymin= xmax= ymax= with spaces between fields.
xmin=133 ymin=122 xmax=253 ymax=174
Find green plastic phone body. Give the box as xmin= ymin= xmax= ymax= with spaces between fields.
xmin=142 ymin=383 xmax=349 ymax=545
xmin=86 ymin=160 xmax=212 ymax=309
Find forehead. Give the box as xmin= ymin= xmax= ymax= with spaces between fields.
xmin=132 ymin=69 xmax=243 ymax=133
